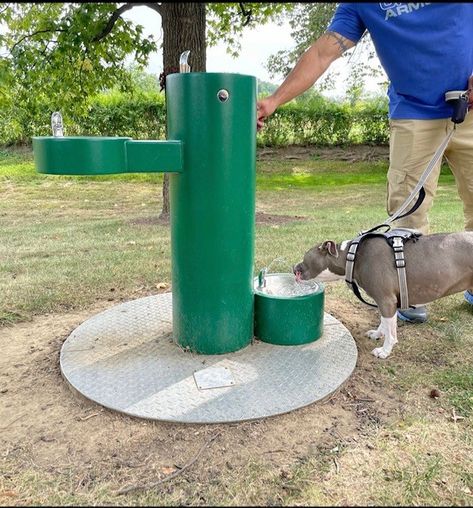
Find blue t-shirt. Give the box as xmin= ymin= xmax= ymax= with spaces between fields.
xmin=328 ymin=2 xmax=473 ymax=119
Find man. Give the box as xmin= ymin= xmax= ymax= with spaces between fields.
xmin=257 ymin=2 xmax=473 ymax=323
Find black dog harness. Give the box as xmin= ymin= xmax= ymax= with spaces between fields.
xmin=343 ymin=89 xmax=468 ymax=310
xmin=345 ymin=227 xmax=422 ymax=310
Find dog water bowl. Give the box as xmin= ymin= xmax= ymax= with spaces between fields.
xmin=254 ymin=273 xmax=325 ymax=345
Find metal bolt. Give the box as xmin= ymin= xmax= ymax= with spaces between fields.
xmin=217 ymin=89 xmax=229 ymax=102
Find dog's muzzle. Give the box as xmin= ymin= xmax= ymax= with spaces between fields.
xmin=293 ymin=263 xmax=305 ymax=280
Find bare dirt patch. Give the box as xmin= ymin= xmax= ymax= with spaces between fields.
xmin=257 ymin=144 xmax=390 ymax=163
xmin=129 ymin=211 xmax=307 ymax=227
xmin=0 ymin=290 xmax=410 ymax=503
xmin=256 ymin=212 xmax=306 ymax=225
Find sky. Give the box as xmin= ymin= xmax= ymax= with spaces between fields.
xmin=123 ymin=6 xmax=386 ymax=99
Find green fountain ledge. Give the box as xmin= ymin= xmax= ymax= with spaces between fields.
xmin=32 ymin=136 xmax=183 ymax=175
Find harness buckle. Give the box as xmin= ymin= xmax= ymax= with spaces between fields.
xmin=395 ymin=258 xmax=406 ymax=269
xmin=392 ymin=237 xmax=404 ymax=251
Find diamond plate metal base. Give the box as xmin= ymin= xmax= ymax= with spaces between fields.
xmin=60 ymin=293 xmax=357 ymax=424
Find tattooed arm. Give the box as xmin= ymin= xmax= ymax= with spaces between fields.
xmin=257 ymin=31 xmax=356 ymax=129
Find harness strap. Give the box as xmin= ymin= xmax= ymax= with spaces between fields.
xmin=391 ymin=236 xmax=409 ymax=309
xmin=346 ymin=280 xmax=379 ymax=308
xmin=345 ymin=230 xmax=416 ymax=310
xmin=344 ymin=116 xmax=456 ymax=309
xmin=344 ymin=240 xmax=358 ymax=287
xmin=345 ymin=236 xmax=378 ymax=308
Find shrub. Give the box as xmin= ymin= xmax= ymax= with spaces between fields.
xmin=71 ymin=90 xmax=166 ymax=140
xmin=257 ymin=96 xmax=388 ymax=147
xmin=0 ymin=90 xmax=389 ymax=147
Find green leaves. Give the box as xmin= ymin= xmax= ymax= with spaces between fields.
xmin=257 ymin=96 xmax=389 ymax=147
xmin=265 ymin=3 xmax=386 ymax=96
xmin=266 ymin=3 xmax=337 ymax=79
xmin=206 ymin=2 xmax=293 ymax=57
xmin=0 ymin=2 xmax=301 ymax=145
xmin=0 ymin=2 xmax=158 ymax=122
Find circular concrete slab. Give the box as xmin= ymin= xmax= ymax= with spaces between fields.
xmin=60 ymin=293 xmax=357 ymax=424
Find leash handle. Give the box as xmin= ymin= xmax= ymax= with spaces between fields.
xmin=451 ymin=95 xmax=469 ymax=124
xmin=445 ymin=90 xmax=469 ymax=124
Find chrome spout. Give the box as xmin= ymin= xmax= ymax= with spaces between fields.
xmin=179 ymin=50 xmax=191 ymax=73
xmin=51 ymin=112 xmax=64 ymax=137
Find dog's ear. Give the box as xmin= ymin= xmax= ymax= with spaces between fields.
xmin=319 ymin=240 xmax=339 ymax=258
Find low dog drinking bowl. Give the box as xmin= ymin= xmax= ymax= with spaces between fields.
xmin=254 ymin=273 xmax=324 ymax=345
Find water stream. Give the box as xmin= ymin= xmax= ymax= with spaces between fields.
xmin=256 ymin=257 xmax=320 ymax=297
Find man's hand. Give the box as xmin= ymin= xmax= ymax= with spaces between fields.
xmin=255 ymin=31 xmax=355 ymax=131
xmin=256 ymin=96 xmax=278 ymax=131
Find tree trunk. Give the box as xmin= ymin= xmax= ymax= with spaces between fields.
xmin=159 ymin=3 xmax=206 ymax=219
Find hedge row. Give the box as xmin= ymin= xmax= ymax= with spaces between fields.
xmin=0 ymin=91 xmax=389 ymax=147
xmin=257 ymin=100 xmax=389 ymax=146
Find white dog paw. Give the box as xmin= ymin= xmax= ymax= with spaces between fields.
xmin=371 ymin=347 xmax=390 ymax=359
xmin=366 ymin=329 xmax=382 ymax=340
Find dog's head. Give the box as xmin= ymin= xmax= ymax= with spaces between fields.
xmin=293 ymin=240 xmax=340 ymax=280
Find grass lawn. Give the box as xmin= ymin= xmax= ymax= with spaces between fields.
xmin=0 ymin=146 xmax=464 ymax=325
xmin=0 ymin=145 xmax=472 ymax=506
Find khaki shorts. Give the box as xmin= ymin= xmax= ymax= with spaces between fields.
xmin=388 ymin=111 xmax=473 ymax=234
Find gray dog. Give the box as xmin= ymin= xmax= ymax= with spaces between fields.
xmin=293 ymin=232 xmax=473 ymax=359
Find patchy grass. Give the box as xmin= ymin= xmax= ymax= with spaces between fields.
xmin=436 ymin=367 xmax=473 ymax=417
xmin=1 ymin=145 xmax=472 ymax=506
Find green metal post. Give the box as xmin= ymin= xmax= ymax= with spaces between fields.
xmin=166 ymin=73 xmax=256 ymax=354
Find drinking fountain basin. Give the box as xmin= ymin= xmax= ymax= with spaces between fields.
xmin=254 ymin=273 xmax=325 ymax=345
xmin=32 ymin=136 xmax=183 ymax=175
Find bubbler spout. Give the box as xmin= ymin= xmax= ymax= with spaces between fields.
xmin=51 ymin=112 xmax=64 ymax=137
xmin=258 ymin=268 xmax=267 ymax=289
xmin=179 ymin=50 xmax=191 ymax=73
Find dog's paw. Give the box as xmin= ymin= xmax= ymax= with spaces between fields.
xmin=366 ymin=329 xmax=383 ymax=341
xmin=371 ymin=347 xmax=390 ymax=359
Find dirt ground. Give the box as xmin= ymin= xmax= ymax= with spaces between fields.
xmin=257 ymin=144 xmax=390 ymax=163
xmin=0 ymin=286 xmax=411 ymax=502
xmin=1 ymin=144 xmax=428 ymax=504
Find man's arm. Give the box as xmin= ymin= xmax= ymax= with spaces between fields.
xmin=257 ymin=31 xmax=356 ymax=129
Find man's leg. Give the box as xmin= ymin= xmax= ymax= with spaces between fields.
xmin=387 ymin=118 xmax=448 ymax=234
xmin=387 ymin=119 xmax=449 ymax=322
xmin=443 ymin=111 xmax=473 ymax=304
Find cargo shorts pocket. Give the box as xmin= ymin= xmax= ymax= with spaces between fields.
xmin=386 ymin=168 xmax=409 ymax=215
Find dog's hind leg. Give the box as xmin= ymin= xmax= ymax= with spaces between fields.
xmin=367 ymin=314 xmax=398 ymax=359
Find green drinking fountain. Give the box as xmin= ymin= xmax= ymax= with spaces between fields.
xmin=32 ymin=52 xmax=357 ymax=424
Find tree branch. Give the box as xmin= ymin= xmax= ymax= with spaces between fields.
xmin=116 ymin=432 xmax=221 ymax=496
xmin=239 ymin=2 xmax=252 ymax=27
xmin=10 ymin=28 xmax=66 ymax=53
xmin=92 ymin=2 xmax=162 ymax=42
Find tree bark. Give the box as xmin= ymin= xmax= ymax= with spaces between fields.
xmin=159 ymin=3 xmax=206 ymax=219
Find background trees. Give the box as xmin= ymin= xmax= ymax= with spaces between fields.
xmin=0 ymin=2 xmax=292 ymax=215
xmin=0 ymin=3 xmax=291 ymax=118
xmin=0 ymin=3 xmax=388 ymax=213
